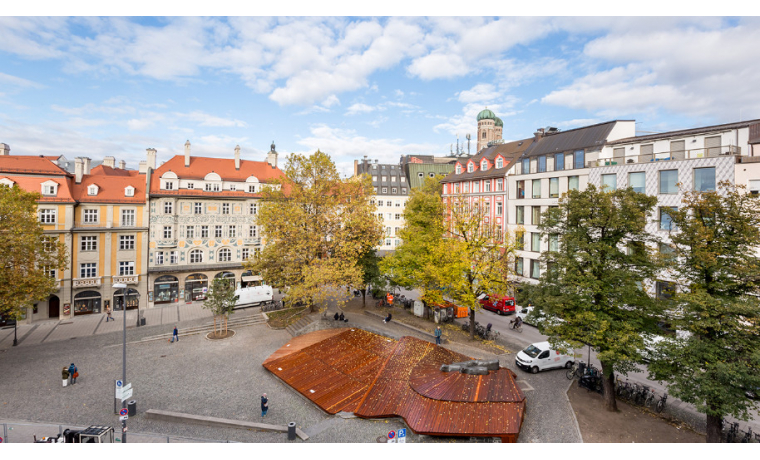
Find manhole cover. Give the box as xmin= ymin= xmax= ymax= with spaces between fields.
xmin=376 ymin=435 xmax=387 ymax=443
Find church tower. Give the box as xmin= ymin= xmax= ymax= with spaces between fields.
xmin=476 ymin=108 xmax=503 ymax=152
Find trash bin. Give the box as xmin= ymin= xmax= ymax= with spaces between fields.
xmin=127 ymin=400 xmax=136 ymax=417
xmin=140 ymin=317 xmax=146 ymax=326
xmin=287 ymin=422 xmax=296 ymax=441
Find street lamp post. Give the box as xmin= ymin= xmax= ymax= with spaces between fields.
xmin=113 ymin=283 xmax=128 ymax=443
xmin=12 ymin=317 xmax=17 ymax=346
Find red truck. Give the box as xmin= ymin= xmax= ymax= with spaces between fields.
xmin=479 ymin=294 xmax=516 ymax=316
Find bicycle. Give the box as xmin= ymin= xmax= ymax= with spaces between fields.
xmin=654 ymin=392 xmax=668 ymax=413
xmin=724 ymin=421 xmax=739 ymax=443
xmin=566 ymin=361 xmax=581 ymax=380
xmin=508 ymin=318 xmax=523 ymax=333
xmin=643 ymin=388 xmax=656 ymax=408
xmin=741 ymin=427 xmax=753 ymax=443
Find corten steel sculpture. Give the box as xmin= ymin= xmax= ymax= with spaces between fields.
xmin=263 ymin=328 xmax=526 ymax=442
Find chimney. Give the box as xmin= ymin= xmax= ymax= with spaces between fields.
xmin=0 ymin=143 xmax=9 ymax=155
xmin=103 ymin=156 xmax=115 ymax=168
xmin=146 ymin=148 xmax=157 ymax=171
xmin=234 ymin=145 xmax=241 ymax=170
xmin=266 ymin=141 xmax=278 ymax=169
xmin=353 ymin=159 xmax=358 ymax=176
xmin=119 ymin=160 xmax=126 ymax=170
xmin=138 ymin=160 xmax=147 ymax=174
xmin=534 ymin=128 xmax=545 ymax=142
xmin=74 ymin=158 xmax=84 ymax=184
xmin=82 ymin=157 xmax=91 ymax=175
xmin=184 ymin=140 xmax=191 ymax=167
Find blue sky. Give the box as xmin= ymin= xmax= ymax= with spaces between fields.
xmin=2 ymin=13 xmax=760 ymax=176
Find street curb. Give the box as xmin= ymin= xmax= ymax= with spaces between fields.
xmin=565 ymin=379 xmax=584 ymax=443
xmin=145 ymin=409 xmax=309 ymax=441
xmin=362 ymin=310 xmax=441 ymax=342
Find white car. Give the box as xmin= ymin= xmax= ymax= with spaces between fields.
xmin=516 ymin=306 xmax=563 ymax=327
xmin=515 ymin=341 xmax=574 ymax=374
xmin=515 ymin=306 xmax=534 ymax=324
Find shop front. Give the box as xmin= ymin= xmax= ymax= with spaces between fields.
xmin=74 ymin=291 xmax=102 ymax=316
xmin=113 ymin=288 xmax=140 ymax=311
xmin=185 ymin=274 xmax=208 ymax=301
xmin=241 ymin=270 xmax=263 ymax=288
xmin=214 ymin=271 xmax=236 ymax=289
xmin=154 ymin=275 xmax=179 ymax=304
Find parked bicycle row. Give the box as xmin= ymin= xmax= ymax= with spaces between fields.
xmin=614 ymin=375 xmax=668 ymax=413
xmin=460 ymin=320 xmax=500 ymax=341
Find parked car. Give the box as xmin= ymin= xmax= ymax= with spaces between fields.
xmin=515 ymin=341 xmax=574 ymax=374
xmin=515 ymin=306 xmax=534 ymax=324
xmin=479 ymin=294 xmax=516 ymax=316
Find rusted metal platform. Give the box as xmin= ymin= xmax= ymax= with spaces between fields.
xmin=262 ymin=328 xmax=526 ymax=442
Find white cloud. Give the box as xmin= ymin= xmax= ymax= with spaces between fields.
xmin=0 ymin=72 xmax=45 ymax=89
xmin=345 ymin=103 xmax=376 ymax=115
xmin=176 ymin=110 xmax=247 ymax=128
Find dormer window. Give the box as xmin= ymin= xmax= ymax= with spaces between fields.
xmin=455 ymin=165 xmax=462 ymax=174
xmin=481 ymin=160 xmax=488 ymax=171
xmin=124 ymin=186 xmax=135 ymax=197
xmin=230 ymin=184 xmax=236 ymax=191
xmin=87 ymin=184 xmax=99 ymax=196
xmin=163 ymin=181 xmax=174 ymax=190
xmin=496 ymin=158 xmax=503 ymax=169
xmin=42 ymin=184 xmax=57 ymax=196
xmin=248 ymin=185 xmax=256 ymax=193
xmin=187 ymin=183 xmax=194 ymax=189
xmin=467 ymin=163 xmax=474 ymax=173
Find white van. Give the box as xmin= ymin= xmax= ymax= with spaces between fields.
xmin=234 ymin=284 xmax=274 ymax=309
xmin=515 ymin=341 xmax=574 ymax=374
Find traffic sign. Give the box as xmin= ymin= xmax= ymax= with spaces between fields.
xmin=387 ymin=430 xmax=396 ymax=443
xmin=120 ymin=388 xmax=133 ymax=401
xmin=398 ymin=428 xmax=406 ymax=443
xmin=120 ymin=408 xmax=128 ymax=416
xmin=116 ymin=380 xmax=123 ymax=388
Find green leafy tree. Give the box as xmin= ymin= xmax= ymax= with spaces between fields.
xmin=356 ymin=249 xmax=384 ymax=307
xmin=202 ymin=277 xmax=238 ymax=336
xmin=647 ymin=182 xmax=760 ymax=442
xmin=534 ymin=185 xmax=662 ymax=411
xmin=0 ymin=185 xmax=68 ymax=318
xmin=247 ymin=150 xmax=382 ymax=313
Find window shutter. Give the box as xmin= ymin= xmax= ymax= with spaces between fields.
xmin=705 ymin=136 xmax=721 ymax=156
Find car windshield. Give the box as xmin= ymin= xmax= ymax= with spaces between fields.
xmin=505 ymin=300 xmax=514 ymax=306
xmin=523 ymin=344 xmax=542 ymax=358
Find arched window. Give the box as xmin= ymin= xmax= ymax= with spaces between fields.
xmin=218 ymin=248 xmax=231 ymax=262
xmin=189 ymin=249 xmax=203 ymax=264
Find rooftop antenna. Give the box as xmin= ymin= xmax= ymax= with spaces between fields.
xmin=466 ymin=133 xmax=471 ymax=155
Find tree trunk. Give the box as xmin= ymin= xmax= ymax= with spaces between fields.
xmin=706 ymin=413 xmax=723 ymax=443
xmin=362 ymin=289 xmax=366 ymax=308
xmin=213 ymin=316 xmax=217 ymax=336
xmin=469 ymin=308 xmax=475 ymax=340
xmin=600 ymin=361 xmax=618 ymax=412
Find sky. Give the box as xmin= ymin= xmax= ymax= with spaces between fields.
xmin=2 ymin=7 xmax=760 ymax=177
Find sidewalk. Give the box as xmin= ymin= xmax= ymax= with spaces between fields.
xmin=0 ymin=301 xmax=215 ymax=351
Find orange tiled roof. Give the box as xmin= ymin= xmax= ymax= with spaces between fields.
xmin=73 ymin=174 xmax=146 ymax=203
xmin=0 ymin=156 xmax=71 ymax=176
xmin=90 ymin=164 xmax=140 ymax=177
xmin=149 ymin=155 xmax=285 ymax=194
xmin=1 ymin=175 xmax=76 ymax=203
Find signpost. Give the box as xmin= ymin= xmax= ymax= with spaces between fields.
xmin=397 ymin=428 xmax=406 ymax=443
xmin=387 ymin=430 xmax=396 ymax=443
xmin=119 ymin=408 xmax=128 ymax=421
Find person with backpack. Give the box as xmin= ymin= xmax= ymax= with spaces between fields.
xmin=434 ymin=326 xmax=442 ymax=345
xmin=68 ymin=363 xmax=78 ymax=385
xmin=171 ymin=326 xmax=179 ymax=343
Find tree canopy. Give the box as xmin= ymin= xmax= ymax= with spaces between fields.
xmin=0 ymin=185 xmax=68 ymax=318
xmin=647 ymin=183 xmax=760 ymax=442
xmin=533 ymin=185 xmax=662 ymax=410
xmin=202 ymin=277 xmax=238 ymax=336
xmin=246 ymin=150 xmax=382 ymax=312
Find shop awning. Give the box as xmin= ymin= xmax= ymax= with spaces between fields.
xmin=242 ymin=275 xmax=263 ymax=283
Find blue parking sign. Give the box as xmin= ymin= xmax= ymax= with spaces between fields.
xmin=398 ymin=428 xmax=406 ymax=443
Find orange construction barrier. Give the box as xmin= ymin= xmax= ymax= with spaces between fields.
xmin=456 ymin=307 xmax=469 ymax=318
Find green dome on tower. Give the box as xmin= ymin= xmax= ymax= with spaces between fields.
xmin=494 ymin=117 xmax=503 ymax=127
xmin=477 ymin=108 xmax=496 ymax=121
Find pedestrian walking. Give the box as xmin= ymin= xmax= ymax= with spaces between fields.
xmin=171 ymin=326 xmax=179 ymax=343
xmin=261 ymin=393 xmax=268 ymax=417
xmin=61 ymin=367 xmax=69 ymax=387
xmin=68 ymin=363 xmax=78 ymax=385
xmin=434 ymin=326 xmax=442 ymax=345
xmin=105 ymin=306 xmax=113 ymax=322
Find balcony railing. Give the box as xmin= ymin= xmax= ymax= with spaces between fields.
xmin=244 ymin=237 xmax=261 ymax=246
xmin=112 ymin=275 xmax=139 ymax=285
xmin=73 ymin=277 xmax=102 ymax=288
xmin=155 ymin=239 xmax=178 ymax=248
xmin=588 ymin=145 xmax=741 ymax=168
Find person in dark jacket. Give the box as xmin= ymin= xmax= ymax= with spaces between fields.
xmin=261 ymin=393 xmax=268 ymax=417
xmin=434 ymin=326 xmax=442 ymax=345
xmin=171 ymin=326 xmax=179 ymax=343
xmin=339 ymin=312 xmax=345 ymax=322
xmin=334 ymin=312 xmax=340 ymax=321
xmin=68 ymin=363 xmax=78 ymax=385
xmin=383 ymin=313 xmax=392 ymax=324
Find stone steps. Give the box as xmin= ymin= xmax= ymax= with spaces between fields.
xmin=285 ymin=315 xmax=315 ymax=337
xmin=139 ymin=314 xmax=266 ymax=342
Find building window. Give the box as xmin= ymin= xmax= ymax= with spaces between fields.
xmin=538 ymin=156 xmax=546 ymax=173
xmin=531 ymin=232 xmax=541 ymax=252
xmin=485 ymin=181 xmax=491 ymax=192
xmin=218 ymin=248 xmax=232 ymax=262
xmin=382 ymin=187 xmax=387 ymax=193
xmin=496 ymin=158 xmax=503 ymax=169
xmin=549 ymin=178 xmax=559 ymax=198
xmin=660 ymin=207 xmax=677 ymax=231
xmin=386 ymin=227 xmax=391 ymax=236
xmin=628 ymin=172 xmax=646 ymax=194
xmin=189 ymin=249 xmax=203 ymax=264
xmin=39 ymin=209 xmax=56 ymax=223
xmin=250 ymin=203 xmax=258 ymax=215
xmin=532 ymin=206 xmax=541 ymax=226
xmin=574 ymin=150 xmax=585 ymax=169
xmin=516 ymin=232 xmax=525 ymax=250
xmin=164 ymin=201 xmax=173 ymax=214
xmin=464 ymin=183 xmax=469 ymax=193
xmin=164 ymin=181 xmax=174 ymax=190
xmin=80 ymin=263 xmax=97 ymax=278
xmin=548 ymin=234 xmax=559 ymax=252
xmin=187 ymin=183 xmax=194 ymax=189
xmin=568 ymin=176 xmax=579 ymax=191
xmin=601 ymin=174 xmax=617 ymax=190
xmin=395 ymin=213 xmax=401 ymax=220
xmin=229 ymin=225 xmax=236 ymax=238
xmin=522 ymin=158 xmax=530 ymax=174
xmin=395 ymin=239 xmax=401 ymax=246
xmin=659 ymin=243 xmax=676 ymax=262
xmin=391 ymin=176 xmax=397 ymax=182
xmin=656 ymin=280 xmax=676 ymax=300
xmin=395 ymin=201 xmax=401 ymax=207
xmin=248 ymin=185 xmax=256 ymax=193
xmin=456 ymin=165 xmax=462 ymax=174
xmin=155 ymin=251 xmax=164 ymax=265
xmin=473 ymin=182 xmax=479 ymax=193
xmin=496 ymin=179 xmax=503 ymax=191
xmin=118 ymin=261 xmax=135 ymax=276
xmin=215 ymin=225 xmax=222 ymax=238
xmin=81 ymin=236 xmax=97 ymax=251
xmin=401 ymin=176 xmax=406 ymax=182
xmin=386 ymin=201 xmax=393 ymax=207
xmin=694 ymin=167 xmax=716 ymax=192
xmin=515 ymin=258 xmax=524 ymax=276
xmin=194 ymin=202 xmax=202 ymax=214
xmin=222 ymin=203 xmax=230 ymax=214
xmin=170 ymin=251 xmax=178 ymax=264
xmin=392 ymin=188 xmax=397 ymax=194
xmin=394 ymin=227 xmax=400 ymax=235
xmin=249 ymin=226 xmax=257 ymax=238
xmin=205 ymin=183 xmax=212 ymax=191
xmin=496 ymin=202 xmax=502 ymax=216
xmin=201 ymin=226 xmax=209 ymax=238
xmin=119 ymin=235 xmax=135 ymax=251
xmin=658 ymin=170 xmax=678 ymax=194
xmin=530 ymin=259 xmax=540 ymax=279
xmin=468 ymin=163 xmax=474 ymax=173
xmin=121 ymin=209 xmax=135 ymax=227
xmin=83 ymin=209 xmax=98 ymax=223
xmin=186 ymin=226 xmax=195 ymax=239
xmin=555 ymin=153 xmax=564 ymax=171
xmin=481 ymin=160 xmax=488 ymax=171
xmin=43 ymin=184 xmax=57 ymax=195
xmin=516 ymin=206 xmax=524 ymax=224
xmin=532 ymin=179 xmax=541 ymax=199
xmin=229 ymin=184 xmax=236 ymax=191
xmin=517 ymin=181 xmax=525 ymax=199
xmin=386 ymin=239 xmax=392 ymax=246
xmin=163 ymin=226 xmax=173 ymax=239
xmin=242 ymin=248 xmax=250 ymax=260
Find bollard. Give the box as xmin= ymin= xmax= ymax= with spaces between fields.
xmin=287 ymin=422 xmax=296 ymax=441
